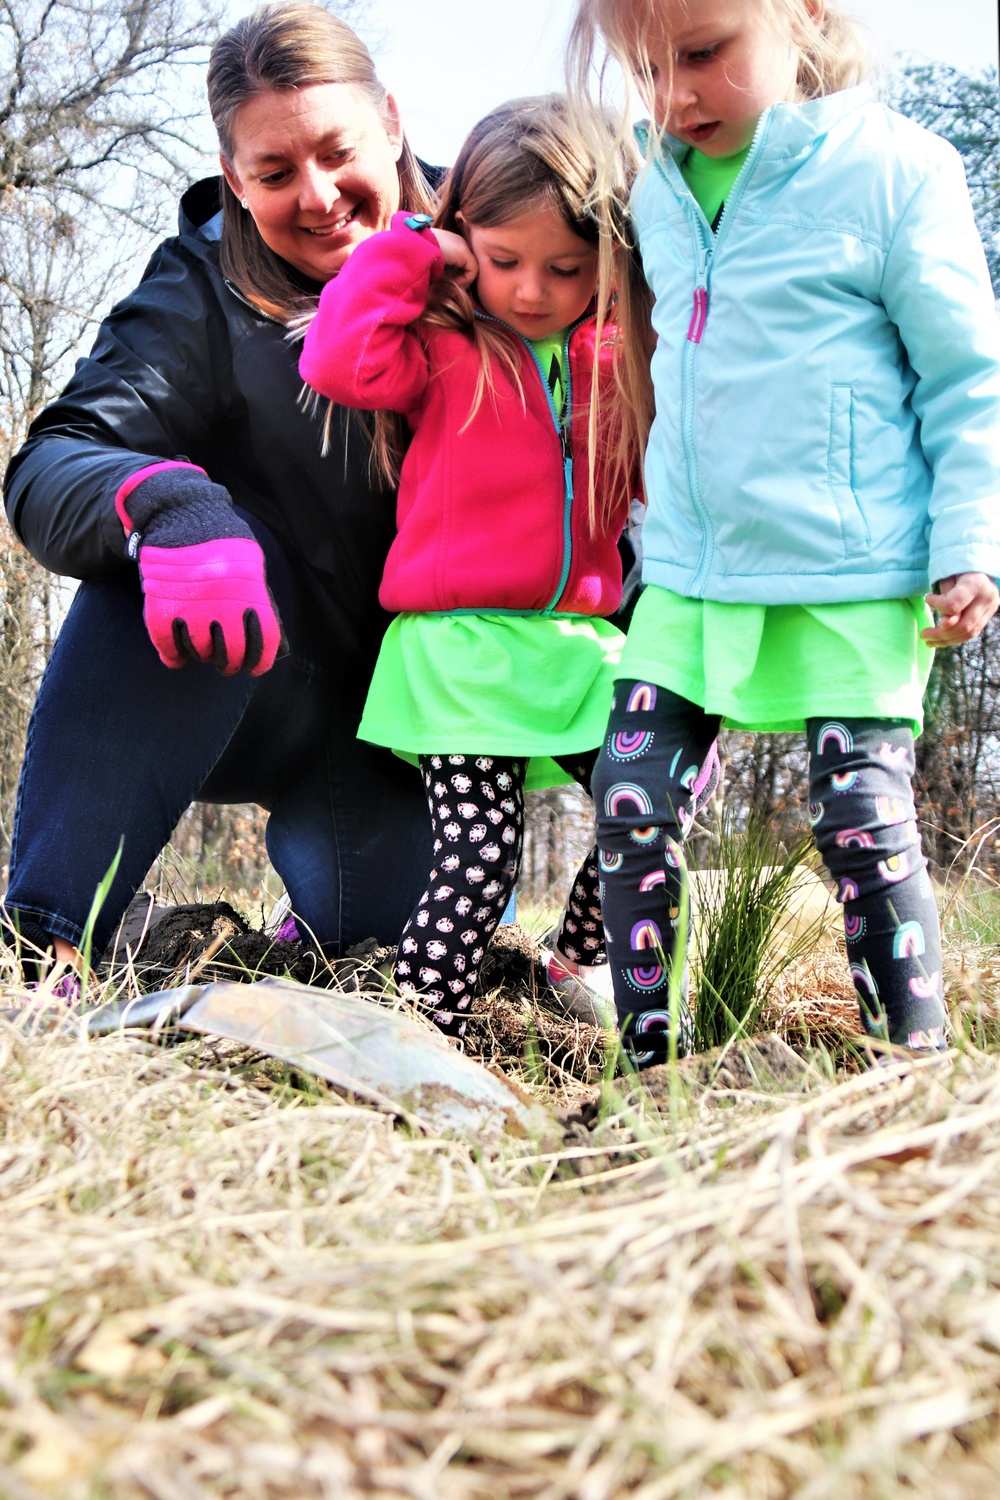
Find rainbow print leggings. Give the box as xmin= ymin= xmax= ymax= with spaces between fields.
xmin=593 ymin=681 xmax=946 ymax=1065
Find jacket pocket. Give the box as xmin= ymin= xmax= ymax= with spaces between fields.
xmin=828 ymin=384 xmax=870 ymax=561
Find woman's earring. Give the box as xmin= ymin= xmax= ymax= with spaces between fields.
xmin=240 ymin=197 xmax=249 ymax=210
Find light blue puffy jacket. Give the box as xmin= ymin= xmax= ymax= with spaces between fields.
xmin=632 ymin=86 xmax=1000 ymax=604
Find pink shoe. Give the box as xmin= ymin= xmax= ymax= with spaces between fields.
xmin=543 ymin=948 xmax=616 ymax=1028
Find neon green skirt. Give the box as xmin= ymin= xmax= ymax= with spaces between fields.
xmin=359 ymin=611 xmax=624 ymax=791
xmin=618 ymin=586 xmax=934 ymax=733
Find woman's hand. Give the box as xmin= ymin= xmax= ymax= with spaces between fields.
xmin=922 ymin=572 xmax=999 ymax=647
xmin=431 ymin=228 xmax=478 ymax=289
xmin=116 ymin=464 xmax=287 ymax=675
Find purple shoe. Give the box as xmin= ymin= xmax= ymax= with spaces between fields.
xmin=11 ymin=969 xmax=83 ymax=1013
xmin=273 ymin=914 xmax=301 ymax=945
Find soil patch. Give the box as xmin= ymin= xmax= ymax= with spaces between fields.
xmin=639 ymin=1033 xmax=820 ymax=1104
xmin=463 ymin=926 xmax=605 ymax=1082
xmin=105 ymin=900 xmax=321 ymax=987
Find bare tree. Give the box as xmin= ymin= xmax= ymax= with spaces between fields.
xmin=0 ymin=0 xmax=223 ymax=858
xmin=0 ymin=0 xmax=218 ymax=199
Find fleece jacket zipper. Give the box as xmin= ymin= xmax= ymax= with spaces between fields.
xmin=474 ymin=310 xmax=590 ymax=613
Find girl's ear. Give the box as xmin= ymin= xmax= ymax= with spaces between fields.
xmin=802 ymin=0 xmax=825 ymax=26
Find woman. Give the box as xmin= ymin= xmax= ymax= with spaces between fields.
xmin=1 ymin=1 xmax=436 ymax=973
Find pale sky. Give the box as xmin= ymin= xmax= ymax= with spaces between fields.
xmin=354 ymin=0 xmax=999 ymax=165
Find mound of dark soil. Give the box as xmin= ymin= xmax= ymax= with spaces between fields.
xmin=464 ymin=926 xmax=604 ymax=1079
xmin=477 ymin=921 xmax=548 ymax=996
xmin=102 ymin=899 xmax=321 ymax=987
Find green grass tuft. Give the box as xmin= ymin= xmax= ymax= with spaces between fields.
xmin=692 ymin=809 xmax=825 ymax=1051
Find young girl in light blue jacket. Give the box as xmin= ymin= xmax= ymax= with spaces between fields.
xmin=571 ymin=0 xmax=1000 ymax=1064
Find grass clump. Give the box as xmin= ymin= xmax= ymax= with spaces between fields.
xmin=692 ymin=810 xmax=829 ymax=1051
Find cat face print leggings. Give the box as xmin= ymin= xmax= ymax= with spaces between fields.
xmin=395 ymin=752 xmax=603 ymax=1038
xmin=593 ymin=681 xmax=946 ymax=1066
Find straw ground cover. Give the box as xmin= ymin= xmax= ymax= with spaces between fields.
xmin=2 ymin=897 xmax=1000 ymax=1496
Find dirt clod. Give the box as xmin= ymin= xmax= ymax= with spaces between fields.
xmin=103 ymin=899 xmax=322 ymax=987
xmin=640 ymin=1033 xmax=819 ymax=1103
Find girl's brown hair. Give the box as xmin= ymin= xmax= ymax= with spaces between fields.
xmin=370 ymin=94 xmax=651 ymax=532
xmin=207 ymin=1 xmax=433 ymax=321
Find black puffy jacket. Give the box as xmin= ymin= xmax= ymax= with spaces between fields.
xmin=4 ymin=178 xmax=400 ymax=700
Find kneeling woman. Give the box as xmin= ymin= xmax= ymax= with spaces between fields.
xmin=2 ymin=2 xmax=437 ymax=973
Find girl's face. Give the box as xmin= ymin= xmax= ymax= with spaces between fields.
xmin=222 ymin=83 xmax=403 ymax=282
xmin=640 ymin=0 xmax=803 ymax=156
xmin=462 ymin=203 xmax=598 ymax=340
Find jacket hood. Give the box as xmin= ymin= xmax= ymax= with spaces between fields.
xmin=178 ymin=177 xmax=224 ymax=242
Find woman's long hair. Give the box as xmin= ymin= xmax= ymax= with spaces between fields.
xmin=207 ymin=1 xmax=434 ymax=322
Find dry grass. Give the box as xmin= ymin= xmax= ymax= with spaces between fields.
xmin=2 ymin=920 xmax=1000 ymax=1497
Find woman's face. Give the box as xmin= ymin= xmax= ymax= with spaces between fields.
xmin=221 ymin=82 xmax=403 ymax=282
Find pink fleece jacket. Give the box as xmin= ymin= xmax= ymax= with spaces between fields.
xmin=299 ymin=212 xmax=629 ymax=617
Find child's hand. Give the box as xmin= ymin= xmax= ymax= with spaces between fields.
xmin=431 ymin=228 xmax=478 ymax=289
xmin=922 ymin=572 xmax=999 ymax=646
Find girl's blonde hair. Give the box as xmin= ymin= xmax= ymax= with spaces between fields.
xmin=369 ymin=94 xmax=651 ymax=532
xmin=569 ymin=0 xmax=869 ymax=135
xmin=207 ymin=1 xmax=433 ymax=321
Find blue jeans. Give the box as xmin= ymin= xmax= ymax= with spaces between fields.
xmin=3 ymin=517 xmax=433 ymax=957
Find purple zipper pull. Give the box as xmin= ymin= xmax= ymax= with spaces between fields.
xmin=687 ymin=286 xmax=708 ymax=343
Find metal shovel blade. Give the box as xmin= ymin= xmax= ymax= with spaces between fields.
xmin=87 ymin=976 xmax=530 ymax=1135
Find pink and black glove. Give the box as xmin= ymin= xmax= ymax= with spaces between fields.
xmin=116 ymin=462 xmax=286 ymax=676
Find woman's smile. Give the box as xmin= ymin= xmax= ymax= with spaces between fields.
xmin=221 ymin=82 xmax=404 ymax=281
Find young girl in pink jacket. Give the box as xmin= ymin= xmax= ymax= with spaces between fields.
xmin=300 ymin=95 xmax=649 ymax=1038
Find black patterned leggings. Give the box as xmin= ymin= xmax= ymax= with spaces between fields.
xmin=395 ymin=753 xmax=603 ymax=1036
xmin=593 ymin=682 xmax=946 ymax=1064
